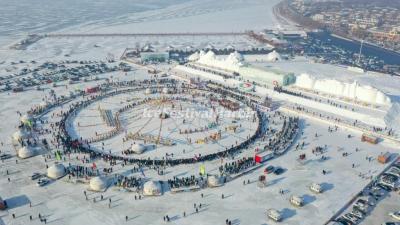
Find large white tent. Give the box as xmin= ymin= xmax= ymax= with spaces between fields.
xmin=143 ymin=181 xmax=162 ymax=196
xmin=12 ymin=129 xmax=30 ymax=142
xmin=47 ymin=163 xmax=66 ymax=179
xmin=131 ymin=143 xmax=146 ymax=154
xmin=89 ymin=176 xmax=108 ymax=191
xmin=266 ymin=50 xmax=281 ymax=62
xmin=17 ymin=146 xmax=36 ymax=159
xmin=207 ymin=175 xmax=224 ymax=187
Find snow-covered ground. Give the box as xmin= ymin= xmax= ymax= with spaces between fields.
xmin=0 ymin=63 xmax=398 ymax=225
xmin=1 ymin=1 xmax=399 ymax=225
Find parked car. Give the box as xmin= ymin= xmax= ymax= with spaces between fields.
xmin=30 ymin=173 xmax=41 ymax=180
xmin=36 ymin=179 xmax=50 ymax=187
xmin=336 ymin=216 xmax=354 ymax=225
xmin=389 ymin=211 xmax=400 ymax=221
xmin=0 ymin=154 xmax=12 ymax=160
xmin=273 ymin=167 xmax=285 ymax=175
xmin=264 ymin=166 xmax=275 ymax=174
xmin=350 ymin=209 xmax=364 ymax=219
xmin=343 ymin=213 xmax=359 ymax=224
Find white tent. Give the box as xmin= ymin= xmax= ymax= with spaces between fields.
xmin=47 ymin=163 xmax=66 ymax=179
xmin=207 ymin=175 xmax=224 ymax=187
xmin=266 ymin=50 xmax=281 ymax=62
xmin=12 ymin=129 xmax=30 ymax=141
xmin=143 ymin=181 xmax=162 ymax=196
xmin=89 ymin=176 xmax=108 ymax=191
xmin=131 ymin=143 xmax=146 ymax=154
xmin=18 ymin=146 xmax=36 ymax=159
xmin=162 ymin=87 xmax=170 ymax=94
xmin=145 ymin=88 xmax=154 ymax=95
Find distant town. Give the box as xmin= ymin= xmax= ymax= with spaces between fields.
xmin=287 ymin=0 xmax=400 ymax=52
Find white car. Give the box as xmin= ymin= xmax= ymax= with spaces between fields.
xmin=389 ymin=211 xmax=400 ymax=221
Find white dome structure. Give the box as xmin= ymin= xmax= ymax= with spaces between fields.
xmin=20 ymin=114 xmax=33 ymax=124
xmin=162 ymin=87 xmax=170 ymax=94
xmin=266 ymin=50 xmax=281 ymax=62
xmin=143 ymin=181 xmax=162 ymax=196
xmin=131 ymin=143 xmax=146 ymax=154
xmin=207 ymin=175 xmax=224 ymax=187
xmin=12 ymin=129 xmax=30 ymax=141
xmin=89 ymin=176 xmax=108 ymax=191
xmin=47 ymin=163 xmax=66 ymax=179
xmin=145 ymin=88 xmax=153 ymax=95
xmin=18 ymin=146 xmax=36 ymax=159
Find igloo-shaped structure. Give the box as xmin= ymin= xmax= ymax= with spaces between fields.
xmin=18 ymin=146 xmax=36 ymax=159
xmin=89 ymin=176 xmax=108 ymax=191
xmin=131 ymin=143 xmax=146 ymax=154
xmin=266 ymin=50 xmax=281 ymax=62
xmin=143 ymin=181 xmax=162 ymax=196
xmin=47 ymin=163 xmax=66 ymax=179
xmin=207 ymin=175 xmax=224 ymax=187
xmin=12 ymin=129 xmax=30 ymax=142
xmin=162 ymin=87 xmax=170 ymax=94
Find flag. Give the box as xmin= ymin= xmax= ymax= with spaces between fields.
xmin=26 ymin=120 xmax=33 ymax=127
xmin=200 ymin=164 xmax=205 ymax=176
xmin=55 ymin=151 xmax=62 ymax=161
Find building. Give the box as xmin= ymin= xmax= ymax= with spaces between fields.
xmin=140 ymin=52 xmax=169 ymax=63
xmin=239 ymin=66 xmax=296 ymax=87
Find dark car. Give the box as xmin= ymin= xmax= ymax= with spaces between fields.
xmin=0 ymin=154 xmax=12 ymax=160
xmin=264 ymin=165 xmax=275 ymax=174
xmin=336 ymin=217 xmax=354 ymax=225
xmin=274 ymin=167 xmax=285 ymax=175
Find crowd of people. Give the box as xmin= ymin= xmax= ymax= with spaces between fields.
xmin=219 ymin=157 xmax=256 ymax=175
xmin=48 ymin=80 xmax=265 ymax=168
xmin=168 ymin=175 xmax=205 ymax=189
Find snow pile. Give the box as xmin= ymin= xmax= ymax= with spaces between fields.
xmin=385 ymin=102 xmax=400 ymax=132
xmin=188 ymin=52 xmax=200 ymax=62
xmin=295 ymin=73 xmax=391 ymax=106
xmin=196 ymin=50 xmax=244 ymax=72
xmin=266 ymin=50 xmax=281 ymax=62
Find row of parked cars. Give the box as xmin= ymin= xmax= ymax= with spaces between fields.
xmin=0 ymin=60 xmax=122 ymax=92
xmin=332 ymin=160 xmax=400 ymax=225
xmin=31 ymin=172 xmax=50 ymax=187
